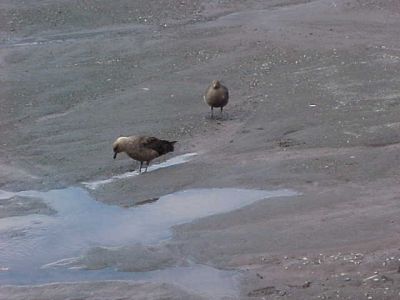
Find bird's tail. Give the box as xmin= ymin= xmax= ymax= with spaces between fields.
xmin=160 ymin=140 xmax=177 ymax=154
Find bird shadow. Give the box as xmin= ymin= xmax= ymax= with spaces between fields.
xmin=205 ymin=113 xmax=230 ymax=121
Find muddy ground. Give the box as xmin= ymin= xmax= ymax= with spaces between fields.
xmin=1 ymin=0 xmax=400 ymax=299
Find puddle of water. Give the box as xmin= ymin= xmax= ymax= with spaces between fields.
xmin=0 ymin=264 xmax=239 ymax=299
xmin=0 ymin=186 xmax=298 ymax=297
xmin=82 ymin=152 xmax=198 ymax=190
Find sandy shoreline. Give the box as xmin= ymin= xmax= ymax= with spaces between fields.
xmin=1 ymin=0 xmax=400 ymax=299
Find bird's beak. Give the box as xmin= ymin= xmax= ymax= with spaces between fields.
xmin=113 ymin=152 xmax=117 ymax=159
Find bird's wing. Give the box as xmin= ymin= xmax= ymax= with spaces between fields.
xmin=141 ymin=137 xmax=164 ymax=154
xmin=222 ymin=86 xmax=229 ymax=99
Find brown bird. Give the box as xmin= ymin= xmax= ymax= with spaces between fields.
xmin=112 ymin=136 xmax=177 ymax=173
xmin=204 ymin=80 xmax=229 ymax=118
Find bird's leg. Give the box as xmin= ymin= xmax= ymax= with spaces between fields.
xmin=211 ymin=106 xmax=214 ymax=118
xmin=139 ymin=161 xmax=143 ymax=173
xmin=220 ymin=107 xmax=223 ymax=115
xmin=145 ymin=161 xmax=150 ymax=172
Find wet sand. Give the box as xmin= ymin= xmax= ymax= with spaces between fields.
xmin=1 ymin=0 xmax=400 ymax=299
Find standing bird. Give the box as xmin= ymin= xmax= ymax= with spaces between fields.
xmin=204 ymin=80 xmax=229 ymax=118
xmin=113 ymin=136 xmax=177 ymax=173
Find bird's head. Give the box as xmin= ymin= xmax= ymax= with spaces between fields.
xmin=112 ymin=137 xmax=126 ymax=159
xmin=212 ymin=80 xmax=221 ymax=89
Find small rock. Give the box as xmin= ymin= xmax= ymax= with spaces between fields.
xmin=381 ymin=275 xmax=394 ymax=283
xmin=278 ymin=290 xmax=287 ymax=296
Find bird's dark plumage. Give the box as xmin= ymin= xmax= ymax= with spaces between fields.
xmin=142 ymin=137 xmax=177 ymax=156
xmin=112 ymin=136 xmax=177 ymax=172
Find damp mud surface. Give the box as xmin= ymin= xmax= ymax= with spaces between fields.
xmin=2 ymin=0 xmax=400 ymax=299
